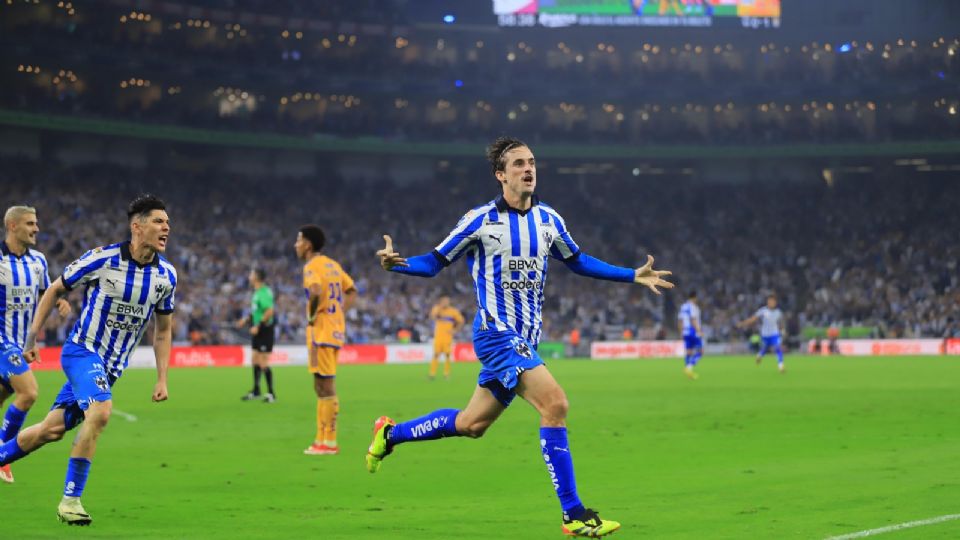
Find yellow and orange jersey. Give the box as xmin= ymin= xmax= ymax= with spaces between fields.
xmin=431 ymin=305 xmax=465 ymax=343
xmin=303 ymin=254 xmax=355 ymax=348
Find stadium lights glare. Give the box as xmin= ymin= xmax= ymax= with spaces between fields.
xmin=443 ymin=14 xmax=456 ymax=24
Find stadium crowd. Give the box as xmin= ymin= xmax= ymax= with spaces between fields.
xmin=2 ymin=157 xmax=957 ymax=347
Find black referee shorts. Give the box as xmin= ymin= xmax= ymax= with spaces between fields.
xmin=251 ymin=324 xmax=275 ymax=353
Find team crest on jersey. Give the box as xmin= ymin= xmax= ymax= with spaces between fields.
xmin=94 ymin=376 xmax=109 ymax=391
xmin=7 ymin=352 xmax=23 ymax=367
xmin=511 ymin=337 xmax=532 ymax=359
xmin=542 ymin=230 xmax=554 ymax=246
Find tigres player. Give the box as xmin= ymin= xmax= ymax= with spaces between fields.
xmin=428 ymin=296 xmax=464 ymax=380
xmin=295 ymin=225 xmax=356 ymax=455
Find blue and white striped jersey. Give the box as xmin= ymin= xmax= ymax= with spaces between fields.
xmin=62 ymin=242 xmax=177 ymax=378
xmin=0 ymin=242 xmax=51 ymax=348
xmin=677 ymin=301 xmax=701 ymax=337
xmin=433 ymin=196 xmax=578 ymax=346
xmin=754 ymin=307 xmax=783 ymax=337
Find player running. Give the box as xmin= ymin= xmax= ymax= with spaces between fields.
xmin=0 ymin=205 xmax=70 ymax=483
xmin=0 ymin=195 xmax=176 ymax=525
xmin=297 ymin=225 xmax=356 ymax=456
xmin=428 ymin=296 xmax=464 ymax=380
xmin=368 ymin=136 xmax=673 ymax=537
xmin=737 ymin=293 xmax=786 ymax=373
xmin=677 ymin=290 xmax=702 ymax=380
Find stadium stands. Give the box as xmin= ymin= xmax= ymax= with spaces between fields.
xmin=3 ymin=1 xmax=958 ymax=144
xmin=3 ymin=157 xmax=957 ymax=347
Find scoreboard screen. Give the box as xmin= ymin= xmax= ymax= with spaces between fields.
xmin=494 ymin=0 xmax=781 ymax=29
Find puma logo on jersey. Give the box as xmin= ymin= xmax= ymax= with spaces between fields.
xmin=488 ymin=233 xmax=503 ymax=245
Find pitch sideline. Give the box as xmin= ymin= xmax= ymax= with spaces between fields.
xmin=824 ymin=513 xmax=960 ymax=539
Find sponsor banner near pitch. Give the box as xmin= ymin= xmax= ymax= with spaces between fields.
xmin=591 ymin=340 xmax=684 ymax=359
xmin=453 ymin=342 xmax=478 ymax=362
xmin=337 ymin=344 xmax=387 ymax=364
xmin=385 ymin=343 xmax=480 ymax=364
xmin=32 ymin=346 xmax=64 ymax=371
xmin=386 ymin=344 xmax=432 ymax=364
xmin=947 ymin=339 xmax=960 ymax=356
xmin=258 ymin=345 xmax=304 ymax=366
xmin=171 ymin=346 xmax=245 ymax=367
xmin=835 ymin=339 xmax=944 ymax=356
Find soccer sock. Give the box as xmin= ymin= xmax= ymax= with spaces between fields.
xmin=252 ymin=365 xmax=262 ymax=394
xmin=263 ymin=367 xmax=274 ymax=394
xmin=315 ymin=399 xmax=325 ymax=444
xmin=63 ymin=457 xmax=91 ymax=497
xmin=540 ymin=427 xmax=584 ymax=520
xmin=0 ymin=403 xmax=28 ymax=442
xmin=775 ymin=346 xmax=784 ymax=366
xmin=428 ymin=357 xmax=439 ymax=377
xmin=386 ymin=409 xmax=460 ymax=448
xmin=691 ymin=351 xmax=702 ymax=367
xmin=322 ymin=397 xmax=339 ymax=447
xmin=683 ymin=353 xmax=692 ymax=367
xmin=443 ymin=354 xmax=451 ymax=377
xmin=0 ymin=437 xmax=27 ymax=466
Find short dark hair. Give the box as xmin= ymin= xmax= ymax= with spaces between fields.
xmin=252 ymin=268 xmax=266 ymax=281
xmin=486 ymin=136 xmax=528 ymax=174
xmin=127 ymin=194 xmax=166 ymax=222
xmin=688 ymin=291 xmax=697 ymax=299
xmin=299 ymin=224 xmax=325 ymax=252
xmin=767 ymin=293 xmax=777 ymax=300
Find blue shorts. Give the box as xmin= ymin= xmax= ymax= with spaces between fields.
xmin=474 ymin=329 xmax=544 ymax=408
xmin=683 ymin=335 xmax=703 ymax=350
xmin=50 ymin=341 xmax=117 ymax=431
xmin=0 ymin=342 xmax=30 ymax=394
xmin=761 ymin=335 xmax=782 ymax=350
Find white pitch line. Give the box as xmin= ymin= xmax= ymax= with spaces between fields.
xmin=112 ymin=409 xmax=138 ymax=422
xmin=824 ymin=513 xmax=960 ymax=540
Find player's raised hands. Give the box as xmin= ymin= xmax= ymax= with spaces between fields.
xmin=634 ymin=255 xmax=674 ymax=295
xmin=375 ymin=234 xmax=408 ymax=270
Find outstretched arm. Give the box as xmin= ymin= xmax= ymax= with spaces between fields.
xmin=564 ymin=253 xmax=674 ymax=295
xmin=376 ymin=235 xmax=443 ymax=278
xmin=737 ymin=315 xmax=759 ymax=329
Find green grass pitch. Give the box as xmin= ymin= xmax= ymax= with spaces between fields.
xmin=4 ymin=356 xmax=959 ymax=539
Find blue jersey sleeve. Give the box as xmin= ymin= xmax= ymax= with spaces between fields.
xmin=390 ymin=252 xmax=445 ymax=278
xmin=563 ymin=253 xmax=634 ymax=283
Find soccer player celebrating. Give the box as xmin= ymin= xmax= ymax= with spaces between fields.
xmin=238 ymin=268 xmax=276 ymax=402
xmin=0 ymin=205 xmax=70 ymax=483
xmin=296 ymin=225 xmax=356 ymax=456
xmin=677 ymin=290 xmax=703 ymax=379
xmin=428 ymin=295 xmax=464 ymax=380
xmin=368 ymin=136 xmax=673 ymax=537
xmin=0 ymin=195 xmax=176 ymax=525
xmin=737 ymin=293 xmax=786 ymax=372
